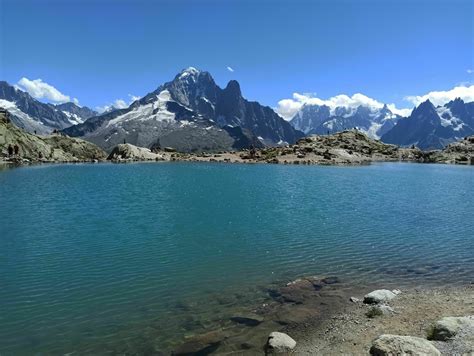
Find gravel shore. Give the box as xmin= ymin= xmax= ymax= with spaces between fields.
xmin=292 ymin=284 xmax=474 ymax=355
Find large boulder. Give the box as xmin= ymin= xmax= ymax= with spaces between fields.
xmin=430 ymin=316 xmax=474 ymax=341
xmin=364 ymin=289 xmax=397 ymax=304
xmin=107 ymin=143 xmax=164 ymax=161
xmin=370 ymin=334 xmax=441 ymax=356
xmin=266 ymin=332 xmax=296 ymax=354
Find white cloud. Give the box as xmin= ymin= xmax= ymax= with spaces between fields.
xmin=276 ymin=84 xmax=474 ymax=120
xmin=128 ymin=94 xmax=141 ymax=102
xmin=467 ymin=69 xmax=473 ymax=74
xmin=276 ymin=92 xmax=410 ymax=120
xmin=227 ymin=66 xmax=234 ymax=72
xmin=404 ymin=85 xmax=474 ymax=107
xmin=96 ymin=94 xmax=140 ymax=113
xmin=16 ymin=77 xmax=75 ymax=104
xmin=386 ymin=104 xmax=412 ymax=117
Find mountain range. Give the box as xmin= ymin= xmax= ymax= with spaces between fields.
xmin=289 ymin=97 xmax=474 ymax=150
xmin=290 ymin=103 xmax=401 ymax=139
xmin=0 ymin=81 xmax=97 ymax=135
xmin=1 ymin=70 xmax=473 ymax=151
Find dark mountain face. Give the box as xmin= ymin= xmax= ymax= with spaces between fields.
xmin=0 ymin=81 xmax=95 ymax=134
xmin=64 ymin=68 xmax=302 ymax=152
xmin=159 ymin=68 xmax=303 ymax=144
xmin=381 ymin=99 xmax=474 ymax=149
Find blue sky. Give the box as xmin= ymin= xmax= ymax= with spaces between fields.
xmin=1 ymin=0 xmax=473 ymax=115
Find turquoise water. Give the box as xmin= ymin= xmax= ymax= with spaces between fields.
xmin=0 ymin=162 xmax=473 ymax=354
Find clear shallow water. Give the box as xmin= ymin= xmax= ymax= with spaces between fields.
xmin=0 ymin=162 xmax=473 ymax=354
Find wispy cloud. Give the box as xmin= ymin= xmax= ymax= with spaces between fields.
xmin=16 ymin=77 xmax=78 ymax=104
xmin=467 ymin=69 xmax=474 ymax=74
xmin=226 ymin=66 xmax=234 ymax=72
xmin=96 ymin=94 xmax=141 ymax=113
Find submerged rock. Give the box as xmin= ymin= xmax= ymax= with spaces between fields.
xmin=364 ymin=289 xmax=397 ymax=304
xmin=172 ymin=330 xmax=225 ymax=355
xmin=230 ymin=314 xmax=264 ymax=327
xmin=430 ymin=316 xmax=474 ymax=341
xmin=265 ymin=331 xmax=296 ymax=354
xmin=370 ymin=334 xmax=441 ymax=356
xmin=268 ymin=276 xmax=339 ymax=304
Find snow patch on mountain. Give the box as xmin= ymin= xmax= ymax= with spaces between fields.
xmin=0 ymin=99 xmax=50 ymax=134
xmin=61 ymin=110 xmax=84 ymax=125
xmin=107 ymin=90 xmax=175 ymax=127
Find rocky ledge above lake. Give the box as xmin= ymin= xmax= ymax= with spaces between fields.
xmin=0 ymin=110 xmax=106 ymax=163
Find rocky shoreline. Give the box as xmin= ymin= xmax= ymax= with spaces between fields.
xmin=167 ymin=278 xmax=473 ymax=355
xmin=107 ymin=131 xmax=474 ymax=167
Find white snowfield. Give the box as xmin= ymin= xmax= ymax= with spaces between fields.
xmin=61 ymin=110 xmax=84 ymax=125
xmin=107 ymin=90 xmax=176 ymax=128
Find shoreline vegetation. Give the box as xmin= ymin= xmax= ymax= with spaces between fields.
xmin=1 ymin=107 xmax=473 ymax=167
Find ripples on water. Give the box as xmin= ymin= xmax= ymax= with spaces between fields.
xmin=0 ymin=162 xmax=473 ymax=353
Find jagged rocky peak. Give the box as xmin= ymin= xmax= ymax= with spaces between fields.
xmin=411 ymin=99 xmax=438 ymax=122
xmin=165 ymin=67 xmax=219 ymax=108
xmin=224 ymin=80 xmax=241 ymax=96
xmin=445 ymin=97 xmax=465 ymax=111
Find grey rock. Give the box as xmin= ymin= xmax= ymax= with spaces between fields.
xmin=370 ymin=334 xmax=441 ymax=356
xmin=364 ymin=289 xmax=397 ymax=304
xmin=366 ymin=304 xmax=395 ymax=318
xmin=266 ymin=331 xmax=296 ymax=353
xmin=430 ymin=316 xmax=474 ymax=341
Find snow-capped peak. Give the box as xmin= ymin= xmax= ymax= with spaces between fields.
xmin=179 ymin=67 xmax=200 ymax=78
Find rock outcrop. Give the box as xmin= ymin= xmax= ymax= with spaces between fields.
xmin=0 ymin=110 xmax=106 ymax=163
xmin=430 ymin=135 xmax=474 ymax=164
xmin=107 ymin=143 xmax=165 ymax=161
xmin=370 ymin=334 xmax=441 ymax=355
